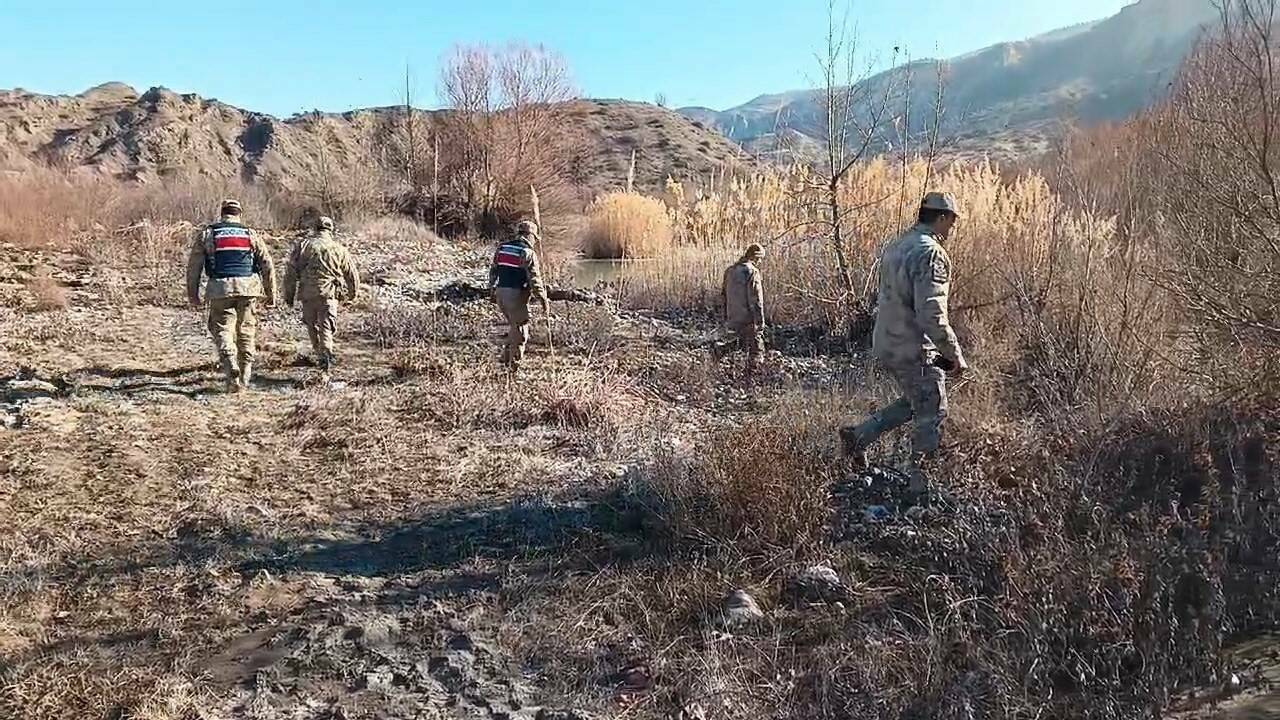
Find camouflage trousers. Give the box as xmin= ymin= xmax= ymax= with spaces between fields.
xmin=713 ymin=322 xmax=764 ymax=363
xmin=208 ymin=297 xmax=257 ymax=375
xmin=495 ymin=287 xmax=531 ymax=366
xmin=847 ymin=361 xmax=948 ymax=457
xmin=302 ymin=298 xmax=339 ymax=369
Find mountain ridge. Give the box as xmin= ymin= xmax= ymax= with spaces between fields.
xmin=0 ymin=84 xmax=750 ymax=197
xmin=679 ymin=0 xmax=1219 ymax=161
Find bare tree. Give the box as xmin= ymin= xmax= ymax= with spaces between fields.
xmin=810 ymin=0 xmax=902 ymax=297
xmin=438 ymin=42 xmax=578 ymax=236
xmin=1148 ymin=0 xmax=1280 ymax=379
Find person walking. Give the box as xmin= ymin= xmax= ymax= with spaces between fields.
xmin=186 ymin=199 xmax=277 ymax=392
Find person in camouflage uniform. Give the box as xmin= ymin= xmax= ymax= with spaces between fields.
xmin=488 ymin=220 xmax=549 ymax=371
xmin=283 ymin=216 xmax=360 ymax=372
xmin=713 ymin=243 xmax=766 ymax=376
xmin=186 ymin=199 xmax=277 ymax=392
xmin=841 ymin=193 xmax=967 ymax=488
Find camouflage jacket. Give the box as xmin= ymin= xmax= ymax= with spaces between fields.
xmin=185 ymin=216 xmax=277 ymax=302
xmin=723 ymin=260 xmax=765 ymax=328
xmin=283 ymin=230 xmax=360 ymax=304
xmin=871 ymin=223 xmax=964 ymax=367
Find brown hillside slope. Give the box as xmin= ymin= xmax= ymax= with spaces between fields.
xmin=0 ymin=86 xmax=750 ymax=197
xmin=561 ymin=99 xmax=751 ymax=194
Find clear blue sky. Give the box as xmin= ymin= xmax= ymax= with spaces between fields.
xmin=1 ymin=0 xmax=1134 ymax=115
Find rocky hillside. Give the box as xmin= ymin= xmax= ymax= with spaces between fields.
xmin=0 ymin=85 xmax=747 ymax=196
xmin=682 ymin=0 xmax=1220 ymax=161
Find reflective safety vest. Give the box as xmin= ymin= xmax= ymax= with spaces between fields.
xmin=205 ymin=221 xmax=257 ymax=279
xmin=493 ymin=242 xmax=530 ymax=289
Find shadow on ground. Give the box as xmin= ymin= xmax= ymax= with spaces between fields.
xmin=3 ymin=483 xmax=654 ymax=591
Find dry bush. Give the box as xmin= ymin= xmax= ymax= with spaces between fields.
xmin=580 ymin=191 xmax=674 ymax=258
xmin=0 ymin=169 xmax=121 ymax=248
xmin=25 ymin=269 xmax=67 ymax=312
xmin=352 ymin=215 xmax=440 ymax=250
xmin=395 ymin=359 xmax=645 ymax=456
xmin=292 ymin=113 xmax=390 ymax=223
xmin=635 ymin=393 xmax=841 ymax=554
xmin=536 ymin=366 xmax=646 ymax=454
xmin=550 ymin=302 xmax=622 ymax=354
xmin=69 ymin=220 xmax=193 ymax=306
xmin=556 ymin=396 xmax=1280 ymax=720
xmin=355 ymin=303 xmax=485 ymax=347
xmin=0 ymin=167 xmax=301 ymax=252
xmin=1137 ymin=0 xmax=1280 ymax=391
xmin=388 ymin=346 xmax=457 ymax=380
xmin=0 ymin=658 xmax=208 ymax=720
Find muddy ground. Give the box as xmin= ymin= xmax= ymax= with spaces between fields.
xmin=1 ymin=227 xmax=1275 ymax=720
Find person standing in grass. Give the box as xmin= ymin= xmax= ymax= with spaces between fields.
xmin=713 ymin=243 xmax=767 ymax=378
xmin=488 ymin=220 xmax=549 ymax=372
xmin=283 ymin=215 xmax=360 ymax=374
xmin=840 ymin=192 xmax=967 ymax=495
xmin=186 ymin=199 xmax=277 ymax=393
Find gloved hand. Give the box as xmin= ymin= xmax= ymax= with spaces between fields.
xmin=933 ymin=354 xmax=968 ymax=378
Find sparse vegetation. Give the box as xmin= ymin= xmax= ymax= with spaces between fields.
xmin=2 ymin=3 xmax=1280 ymax=719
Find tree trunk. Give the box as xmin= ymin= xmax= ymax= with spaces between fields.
xmin=829 ymin=179 xmax=855 ymax=297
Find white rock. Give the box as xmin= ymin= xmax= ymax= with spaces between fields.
xmin=721 ymin=589 xmax=764 ymax=629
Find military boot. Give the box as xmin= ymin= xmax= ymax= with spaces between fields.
xmin=238 ymin=361 xmax=254 ymax=391
xmin=905 ymin=452 xmax=937 ymax=505
xmin=221 ymin=357 xmax=241 ymax=393
xmin=839 ymin=424 xmax=871 ymax=468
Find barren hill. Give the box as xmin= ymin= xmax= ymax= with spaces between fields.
xmin=681 ymin=0 xmax=1220 ymax=161
xmin=0 ymin=86 xmax=747 ymax=196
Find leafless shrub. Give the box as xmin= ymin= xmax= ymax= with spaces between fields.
xmin=1141 ymin=0 xmax=1280 ymax=391
xmin=294 ymin=113 xmax=389 ymax=222
xmin=69 ymin=220 xmax=192 ymax=306
xmin=388 ymin=346 xmax=457 ymax=380
xmin=551 ymin=302 xmax=622 ymax=354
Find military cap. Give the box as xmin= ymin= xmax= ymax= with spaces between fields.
xmin=920 ymin=192 xmax=959 ymax=215
xmin=516 ymin=220 xmax=539 ymax=238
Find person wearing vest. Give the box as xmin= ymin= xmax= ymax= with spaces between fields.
xmin=840 ymin=192 xmax=968 ymax=498
xmin=283 ymin=215 xmax=360 ymax=373
xmin=186 ymin=199 xmax=277 ymax=393
xmin=713 ymin=243 xmax=767 ymax=379
xmin=488 ymin=220 xmax=549 ymax=371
